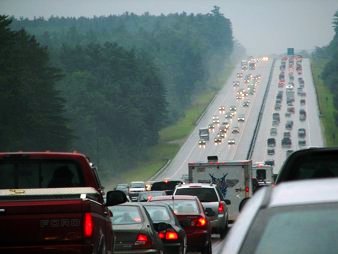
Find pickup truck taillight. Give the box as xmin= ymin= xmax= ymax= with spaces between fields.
xmin=83 ymin=212 xmax=93 ymax=238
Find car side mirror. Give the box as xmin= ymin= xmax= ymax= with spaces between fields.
xmin=225 ymin=199 xmax=231 ymax=205
xmin=106 ymin=190 xmax=128 ymax=206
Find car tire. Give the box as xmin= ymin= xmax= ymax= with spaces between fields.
xmin=220 ymin=220 xmax=229 ymax=239
xmin=201 ymin=238 xmax=212 ymax=254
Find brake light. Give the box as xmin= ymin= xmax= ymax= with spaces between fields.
xmin=83 ymin=213 xmax=93 ymax=238
xmin=158 ymin=229 xmax=178 ymax=240
xmin=218 ymin=202 xmax=224 ymax=214
xmin=135 ymin=233 xmax=151 ymax=247
xmin=192 ymin=216 xmax=207 ymax=227
xmin=245 ymin=186 xmax=249 ymax=192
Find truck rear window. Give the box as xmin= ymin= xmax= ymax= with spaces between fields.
xmin=0 ymin=160 xmax=84 ymax=189
xmin=175 ymin=188 xmax=218 ymax=202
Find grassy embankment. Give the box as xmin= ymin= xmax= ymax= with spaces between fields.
xmin=109 ymin=65 xmax=235 ymax=186
xmin=311 ymin=58 xmax=338 ymax=146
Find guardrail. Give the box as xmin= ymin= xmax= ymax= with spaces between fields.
xmin=246 ymin=58 xmax=276 ymax=159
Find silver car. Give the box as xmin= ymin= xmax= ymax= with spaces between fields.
xmin=173 ymin=183 xmax=230 ymax=239
xmin=219 ymin=178 xmax=338 ymax=253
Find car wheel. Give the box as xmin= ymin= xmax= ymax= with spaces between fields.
xmin=201 ymin=238 xmax=212 ymax=254
xmin=220 ymin=220 xmax=228 ymax=239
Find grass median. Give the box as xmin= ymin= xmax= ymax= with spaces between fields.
xmin=311 ymin=58 xmax=337 ymax=146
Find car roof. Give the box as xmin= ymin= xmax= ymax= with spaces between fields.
xmin=175 ymin=183 xmax=215 ymax=188
xmin=150 ymin=195 xmax=198 ymax=201
xmin=263 ymin=178 xmax=338 ymax=208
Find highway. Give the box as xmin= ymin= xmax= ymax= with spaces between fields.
xmin=153 ymin=55 xmax=324 ymax=253
xmin=153 ymin=58 xmax=274 ymax=181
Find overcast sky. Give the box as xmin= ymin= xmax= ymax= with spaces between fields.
xmin=1 ymin=0 xmax=338 ymax=55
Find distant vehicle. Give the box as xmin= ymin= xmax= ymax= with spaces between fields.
xmin=208 ymin=123 xmax=215 ymax=133
xmin=219 ymin=105 xmax=226 ymax=114
xmin=115 ymin=183 xmax=129 ymax=194
xmin=270 ymin=127 xmax=277 ymax=136
xmin=283 ymin=132 xmax=291 ymax=138
xmin=276 ymin=148 xmax=338 ymax=184
xmin=231 ymin=126 xmax=240 ymax=134
xmin=298 ymin=139 xmax=306 ymax=147
xmin=300 ymin=98 xmax=306 ymax=105
xmin=110 ymin=203 xmax=165 ymax=253
xmin=267 ymin=148 xmax=275 ymax=155
xmin=236 ymin=72 xmax=243 ymax=79
xmin=219 ymin=178 xmax=338 ymax=253
xmin=129 ymin=181 xmax=146 ymax=201
xmin=149 ymin=195 xmax=212 ymax=253
xmin=214 ymin=135 xmax=222 ymax=145
xmin=267 ymin=138 xmax=276 ymax=147
xmin=252 ymin=162 xmax=274 ymax=186
xmin=228 ymin=137 xmax=236 ymax=145
xmin=137 ymin=191 xmax=167 ymax=202
xmin=199 ymin=127 xmax=210 ymax=141
xmin=298 ymin=128 xmax=306 ymax=138
xmin=237 ymin=114 xmax=245 ymax=122
xmin=151 ymin=180 xmax=183 ymax=195
xmin=212 ymin=115 xmax=220 ymax=125
xmin=285 ymin=120 xmax=293 ymax=130
xmin=299 ymin=109 xmax=307 ymax=121
xmin=198 ymin=139 xmax=206 ymax=148
xmin=242 ymin=100 xmax=250 ymax=107
xmin=232 ymin=80 xmax=240 ymax=87
xmin=224 ymin=112 xmax=233 ymax=120
xmin=281 ymin=137 xmax=292 ymax=148
xmin=229 ymin=105 xmax=237 ymax=114
xmin=272 ymin=112 xmax=280 ymax=123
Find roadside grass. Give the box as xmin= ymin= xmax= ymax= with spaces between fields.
xmin=106 ymin=64 xmax=235 ymax=187
xmin=311 ymin=59 xmax=338 ymax=146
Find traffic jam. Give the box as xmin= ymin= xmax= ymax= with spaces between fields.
xmin=1 ymin=56 xmax=335 ymax=254
xmin=198 ymin=56 xmax=265 ymax=149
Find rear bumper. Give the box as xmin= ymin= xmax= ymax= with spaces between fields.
xmin=209 ymin=214 xmax=227 ymax=233
xmin=186 ymin=230 xmax=210 ymax=251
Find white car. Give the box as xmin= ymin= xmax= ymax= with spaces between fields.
xmin=219 ymin=178 xmax=338 ymax=253
xmin=228 ymin=137 xmax=235 ymax=145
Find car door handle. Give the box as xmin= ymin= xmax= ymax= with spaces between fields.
xmin=235 ymin=188 xmax=245 ymax=192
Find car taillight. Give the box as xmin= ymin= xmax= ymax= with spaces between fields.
xmin=192 ymin=216 xmax=207 ymax=227
xmin=135 ymin=233 xmax=152 ymax=247
xmin=218 ymin=202 xmax=224 ymax=214
xmin=245 ymin=186 xmax=249 ymax=192
xmin=83 ymin=213 xmax=93 ymax=238
xmin=158 ymin=229 xmax=179 ymax=240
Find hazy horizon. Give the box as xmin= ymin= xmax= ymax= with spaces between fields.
xmin=1 ymin=0 xmax=337 ymax=55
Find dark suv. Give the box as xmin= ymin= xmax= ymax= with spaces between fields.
xmin=173 ymin=183 xmax=230 ymax=239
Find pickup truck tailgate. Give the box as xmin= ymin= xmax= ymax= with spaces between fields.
xmin=0 ymin=188 xmax=101 ymax=246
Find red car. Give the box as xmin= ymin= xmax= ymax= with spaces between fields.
xmin=149 ymin=195 xmax=212 ymax=254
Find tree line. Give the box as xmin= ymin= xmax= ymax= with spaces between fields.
xmin=1 ymin=7 xmax=234 ymax=174
xmin=313 ymin=11 xmax=338 ymax=125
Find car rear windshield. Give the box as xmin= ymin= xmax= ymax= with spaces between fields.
xmin=175 ymin=187 xmax=218 ymax=202
xmin=154 ymin=199 xmax=200 ymax=215
xmin=144 ymin=205 xmax=171 ymax=222
xmin=110 ymin=206 xmax=143 ymax=225
xmin=240 ymin=203 xmax=338 ymax=254
xmin=151 ymin=181 xmax=182 ymax=191
xmin=0 ymin=160 xmax=84 ymax=189
xmin=130 ymin=182 xmax=144 ymax=188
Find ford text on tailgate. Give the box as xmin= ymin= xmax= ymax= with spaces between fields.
xmin=0 ymin=152 xmax=118 ymax=254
